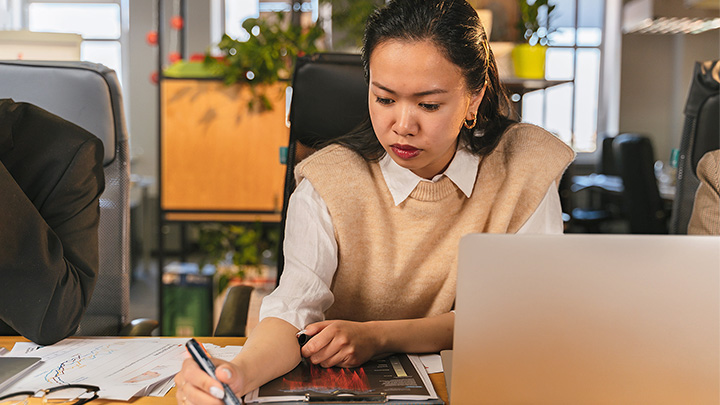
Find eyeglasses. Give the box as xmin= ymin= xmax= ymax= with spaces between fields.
xmin=0 ymin=384 xmax=99 ymax=405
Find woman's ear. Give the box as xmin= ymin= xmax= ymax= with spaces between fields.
xmin=467 ymin=85 xmax=486 ymax=120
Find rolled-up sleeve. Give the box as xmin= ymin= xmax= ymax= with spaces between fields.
xmin=259 ymin=179 xmax=338 ymax=330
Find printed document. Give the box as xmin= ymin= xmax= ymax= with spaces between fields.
xmin=4 ymin=338 xmax=244 ymax=401
xmin=244 ymin=353 xmax=440 ymax=403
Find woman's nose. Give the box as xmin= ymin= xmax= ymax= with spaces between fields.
xmin=392 ymin=105 xmax=417 ymax=136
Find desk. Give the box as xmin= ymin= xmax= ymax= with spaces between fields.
xmin=501 ymin=77 xmax=571 ymax=118
xmin=0 ymin=337 xmax=449 ymax=405
xmin=502 ymin=78 xmax=571 ymax=96
xmin=571 ymin=174 xmax=623 ymax=194
xmin=572 ymin=174 xmax=676 ymax=201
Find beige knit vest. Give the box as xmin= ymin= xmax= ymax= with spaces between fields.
xmin=296 ymin=123 xmax=575 ymax=322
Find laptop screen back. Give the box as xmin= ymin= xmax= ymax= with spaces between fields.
xmin=452 ymin=234 xmax=720 ymax=404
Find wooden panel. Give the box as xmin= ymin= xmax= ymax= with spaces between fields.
xmin=161 ymin=80 xmax=289 ymax=213
xmin=164 ymin=212 xmax=281 ymax=223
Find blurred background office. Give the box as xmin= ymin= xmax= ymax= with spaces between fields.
xmin=0 ymin=0 xmax=718 ymax=335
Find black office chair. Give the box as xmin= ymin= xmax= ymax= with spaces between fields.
xmin=276 ymin=53 xmax=369 ymax=283
xmin=670 ymin=59 xmax=720 ymax=234
xmin=0 ymin=61 xmax=157 ymax=335
xmin=567 ymin=136 xmax=623 ymax=233
xmin=213 ymin=285 xmax=254 ymax=337
xmin=613 ymin=134 xmax=668 ymax=234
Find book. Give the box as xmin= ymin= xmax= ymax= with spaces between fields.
xmin=244 ymin=354 xmax=443 ymax=404
xmin=0 ymin=357 xmax=43 ymax=395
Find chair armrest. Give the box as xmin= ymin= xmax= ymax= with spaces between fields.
xmin=120 ymin=318 xmax=160 ymax=336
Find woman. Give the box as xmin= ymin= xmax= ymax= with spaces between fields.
xmin=688 ymin=149 xmax=720 ymax=235
xmin=175 ymin=0 xmax=574 ymax=402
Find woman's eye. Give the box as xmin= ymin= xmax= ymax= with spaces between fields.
xmin=420 ymin=103 xmax=440 ymax=111
xmin=375 ymin=97 xmax=394 ymax=105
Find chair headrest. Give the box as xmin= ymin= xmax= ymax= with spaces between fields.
xmin=288 ymin=53 xmax=369 ymax=148
xmin=0 ymin=61 xmax=125 ymax=166
xmin=685 ymin=60 xmax=720 ymax=172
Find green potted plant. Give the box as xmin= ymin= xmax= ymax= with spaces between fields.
xmin=512 ymin=0 xmax=557 ymax=79
xmin=203 ymin=12 xmax=324 ymax=110
xmin=198 ymin=223 xmax=279 ymax=295
xmin=319 ymin=0 xmax=384 ymax=50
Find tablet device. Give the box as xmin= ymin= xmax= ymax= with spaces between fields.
xmin=0 ymin=357 xmax=43 ymax=394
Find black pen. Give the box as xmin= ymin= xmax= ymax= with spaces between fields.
xmin=185 ymin=338 xmax=241 ymax=405
xmin=297 ymin=329 xmax=313 ymax=366
xmin=296 ymin=329 xmax=313 ymax=348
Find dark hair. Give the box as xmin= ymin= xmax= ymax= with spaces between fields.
xmin=332 ymin=0 xmax=517 ymax=160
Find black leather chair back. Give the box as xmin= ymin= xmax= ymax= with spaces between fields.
xmin=287 ymin=53 xmax=369 ymax=149
xmin=599 ymin=136 xmax=619 ymax=176
xmin=670 ymin=60 xmax=720 ymax=234
xmin=614 ymin=134 xmax=668 ymax=234
xmin=214 ymin=285 xmax=254 ymax=337
xmin=277 ymin=53 xmax=369 ymax=282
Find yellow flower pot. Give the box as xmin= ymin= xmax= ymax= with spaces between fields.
xmin=511 ymin=43 xmax=547 ymax=79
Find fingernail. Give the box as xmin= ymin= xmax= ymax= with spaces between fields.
xmin=209 ymin=386 xmax=225 ymax=399
xmin=219 ymin=367 xmax=232 ymax=380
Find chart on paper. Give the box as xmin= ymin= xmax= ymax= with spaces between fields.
xmin=5 ymin=338 xmax=189 ymax=400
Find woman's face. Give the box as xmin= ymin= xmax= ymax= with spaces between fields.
xmin=368 ymin=39 xmax=484 ymax=179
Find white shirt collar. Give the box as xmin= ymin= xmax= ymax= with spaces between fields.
xmin=379 ymin=146 xmax=480 ymax=206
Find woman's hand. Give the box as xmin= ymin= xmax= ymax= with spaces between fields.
xmin=301 ymin=320 xmax=384 ymax=368
xmin=174 ymin=356 xmax=244 ymax=405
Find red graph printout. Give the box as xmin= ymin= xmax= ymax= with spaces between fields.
xmin=245 ymin=354 xmax=439 ymax=403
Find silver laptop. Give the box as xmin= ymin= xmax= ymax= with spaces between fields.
xmin=451 ymin=234 xmax=720 ymax=404
xmin=0 ymin=357 xmax=43 ymax=394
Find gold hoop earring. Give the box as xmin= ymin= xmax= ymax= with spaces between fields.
xmin=464 ymin=114 xmax=477 ymax=129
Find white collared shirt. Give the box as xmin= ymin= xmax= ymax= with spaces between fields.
xmin=259 ymin=148 xmax=564 ymax=329
xmin=380 ymin=145 xmax=480 ymax=205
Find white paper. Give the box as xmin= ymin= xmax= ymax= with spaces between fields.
xmin=419 ymin=354 xmax=443 ymax=374
xmin=142 ymin=344 xmax=244 ymax=398
xmin=146 ymin=376 xmax=176 ymax=397
xmin=8 ymin=342 xmax=42 ymax=354
xmin=206 ymin=344 xmax=243 ymax=361
xmin=6 ymin=338 xmax=190 ymax=401
xmin=409 ymin=354 xmax=439 ymax=399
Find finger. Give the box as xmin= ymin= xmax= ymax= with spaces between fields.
xmin=208 ymin=358 xmax=233 ymax=382
xmin=314 ymin=340 xmax=355 ymax=368
xmin=308 ymin=332 xmax=348 ymax=366
xmin=215 ymin=364 xmax=244 ymax=397
xmin=176 ymin=379 xmax=193 ymax=405
xmin=317 ymin=333 xmax=365 ymax=369
xmin=175 ymin=358 xmax=200 ymax=393
xmin=181 ymin=358 xmax=216 ymax=387
xmin=320 ymin=349 xmax=356 ymax=368
xmin=215 ymin=364 xmax=234 ymax=383
xmin=178 ymin=358 xmax=227 ymax=404
xmin=183 ymin=377 xmax=225 ymax=405
xmin=174 ymin=364 xmax=193 ymax=405
xmin=301 ymin=326 xmax=335 ymax=358
xmin=173 ymin=370 xmax=184 ymax=389
xmin=173 ymin=373 xmax=185 ymax=405
xmin=304 ymin=320 xmax=332 ymax=335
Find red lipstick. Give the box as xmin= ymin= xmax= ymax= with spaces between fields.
xmin=391 ymin=144 xmax=421 ymax=159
